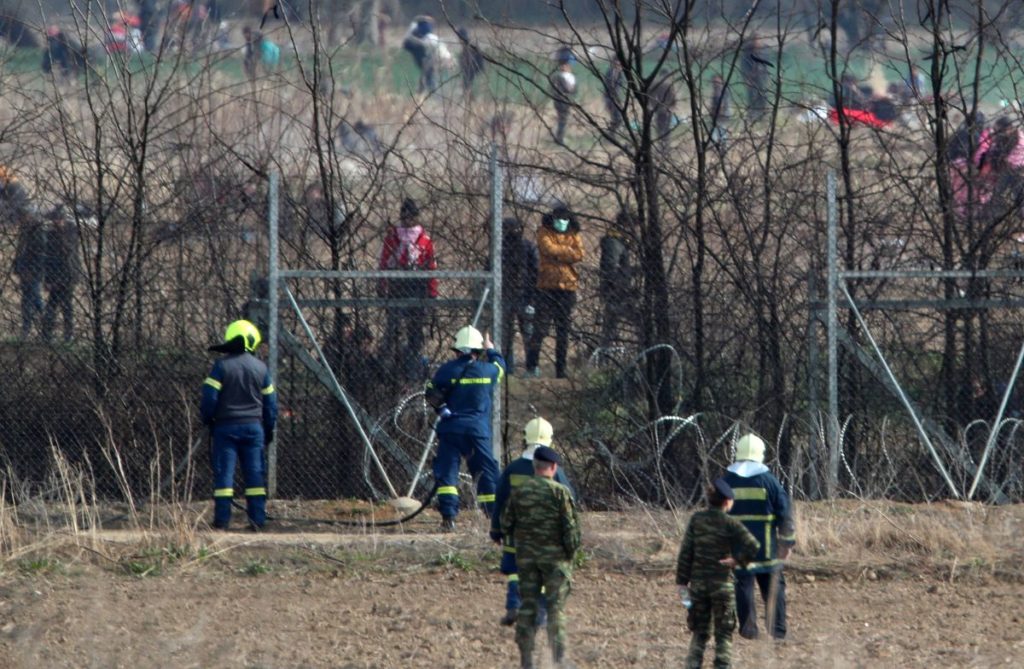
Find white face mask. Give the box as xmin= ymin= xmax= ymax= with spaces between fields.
xmin=553 ymin=218 xmax=570 ymax=233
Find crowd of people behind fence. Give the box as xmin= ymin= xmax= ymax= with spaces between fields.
xmin=23 ymin=5 xmax=1024 ymax=373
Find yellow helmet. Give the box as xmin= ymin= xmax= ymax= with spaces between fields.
xmin=224 ymin=319 xmax=262 ymax=352
xmin=735 ymin=433 xmax=765 ymax=463
xmin=452 ymin=325 xmax=484 ymax=353
xmin=524 ymin=417 xmax=553 ymax=446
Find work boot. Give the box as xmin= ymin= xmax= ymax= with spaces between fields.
xmin=440 ymin=517 xmax=456 ymax=533
xmin=500 ymin=608 xmax=518 ymax=626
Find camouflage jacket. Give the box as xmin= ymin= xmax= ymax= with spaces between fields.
xmin=501 ymin=476 xmax=580 ymax=564
xmin=676 ymin=509 xmax=760 ymax=589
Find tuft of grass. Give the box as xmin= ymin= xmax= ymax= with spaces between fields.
xmin=435 ymin=550 xmax=473 ymax=571
xmin=241 ymin=559 xmax=271 ymax=577
xmin=18 ymin=557 xmax=64 ymax=575
xmin=125 ymin=559 xmax=161 ymax=578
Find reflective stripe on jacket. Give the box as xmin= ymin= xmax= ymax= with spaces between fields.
xmin=724 ymin=464 xmax=796 ymax=573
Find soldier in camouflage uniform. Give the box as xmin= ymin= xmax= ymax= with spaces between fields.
xmin=676 ymin=479 xmax=760 ymax=669
xmin=500 ymin=446 xmax=580 ymax=669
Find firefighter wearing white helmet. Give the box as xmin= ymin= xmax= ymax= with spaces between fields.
xmin=453 ymin=324 xmax=485 ymax=352
xmin=490 ymin=416 xmax=575 ymax=626
xmin=200 ymin=319 xmax=278 ymax=530
xmin=723 ymin=432 xmax=796 ymax=640
xmin=425 ymin=324 xmax=506 ymax=531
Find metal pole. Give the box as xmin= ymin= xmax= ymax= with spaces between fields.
xmin=267 ymin=171 xmax=280 ymax=497
xmin=490 ymin=141 xmax=504 ymax=463
xmin=969 ymin=337 xmax=1024 ymax=499
xmin=826 ymin=171 xmax=839 ymax=497
xmin=806 ymin=270 xmax=821 ymax=500
xmin=841 ymin=283 xmax=961 ymax=499
xmin=284 ymin=287 xmax=400 ymax=499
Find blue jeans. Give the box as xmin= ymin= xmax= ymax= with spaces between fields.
xmin=432 ymin=431 xmax=498 ymax=519
xmin=210 ymin=422 xmax=266 ymax=528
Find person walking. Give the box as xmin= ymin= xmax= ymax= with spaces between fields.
xmin=550 ymin=49 xmax=577 ymax=145
xmin=723 ymin=433 xmax=796 ymax=640
xmin=602 ymin=58 xmax=625 ymax=133
xmin=200 ymin=320 xmax=278 ymax=530
xmin=709 ymin=74 xmax=732 ymax=153
xmin=741 ymin=36 xmax=771 ymax=121
xmin=403 ymin=16 xmax=439 ymax=94
xmin=426 ymin=325 xmax=505 ymax=531
xmin=41 ymin=205 xmax=80 ymax=343
xmin=491 ymin=417 xmax=575 ymax=626
xmin=526 ymin=205 xmax=584 ymax=379
xmin=676 ymin=479 xmax=761 ymax=669
xmin=456 ymin=26 xmax=485 ymax=99
xmin=500 ymin=445 xmax=580 ymax=669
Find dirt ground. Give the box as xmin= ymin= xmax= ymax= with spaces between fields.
xmin=1 ymin=504 xmax=1023 ymax=668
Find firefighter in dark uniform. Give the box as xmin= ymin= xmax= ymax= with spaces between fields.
xmin=723 ymin=433 xmax=796 ymax=640
xmin=490 ymin=417 xmax=574 ymax=625
xmin=200 ymin=320 xmax=278 ymax=530
xmin=426 ymin=325 xmax=505 ymax=531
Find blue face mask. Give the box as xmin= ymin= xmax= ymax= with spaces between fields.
xmin=553 ymin=218 xmax=570 ymax=233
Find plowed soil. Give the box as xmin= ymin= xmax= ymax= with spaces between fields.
xmin=1 ymin=504 xmax=1022 ymax=668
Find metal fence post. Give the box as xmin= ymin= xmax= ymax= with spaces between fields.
xmin=806 ymin=270 xmax=821 ymax=500
xmin=490 ymin=142 xmax=504 ymax=463
xmin=826 ymin=170 xmax=839 ymax=498
xmin=267 ymin=171 xmax=280 ymax=497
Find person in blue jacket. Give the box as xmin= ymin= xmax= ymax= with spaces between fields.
xmin=426 ymin=324 xmax=505 ymax=531
xmin=200 ymin=320 xmax=278 ymax=530
xmin=723 ymin=432 xmax=796 ymax=640
xmin=490 ymin=416 xmax=574 ymax=626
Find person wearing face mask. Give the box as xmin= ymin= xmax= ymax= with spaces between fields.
xmin=525 ymin=205 xmax=584 ymax=379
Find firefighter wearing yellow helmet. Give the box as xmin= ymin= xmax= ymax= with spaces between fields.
xmin=200 ymin=319 xmax=278 ymax=530
xmin=489 ymin=416 xmax=575 ymax=626
xmin=723 ymin=432 xmax=796 ymax=640
xmin=424 ymin=324 xmax=505 ymax=531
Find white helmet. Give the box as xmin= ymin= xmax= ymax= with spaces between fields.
xmin=735 ymin=433 xmax=765 ymax=463
xmin=452 ymin=325 xmax=484 ymax=353
xmin=524 ymin=417 xmax=553 ymax=446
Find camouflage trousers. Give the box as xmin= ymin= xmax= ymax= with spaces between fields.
xmin=685 ymin=584 xmax=737 ymax=669
xmin=515 ymin=558 xmax=572 ymax=667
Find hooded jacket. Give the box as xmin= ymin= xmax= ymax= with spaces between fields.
xmin=536 ymin=212 xmax=584 ymax=292
xmin=379 ymin=223 xmax=438 ymax=298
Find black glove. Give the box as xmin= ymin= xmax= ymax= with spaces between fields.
xmin=489 ymin=530 xmax=503 ymax=544
xmin=264 ymin=427 xmax=275 ymax=447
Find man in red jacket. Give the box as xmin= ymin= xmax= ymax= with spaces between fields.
xmin=379 ymin=198 xmax=438 ymax=379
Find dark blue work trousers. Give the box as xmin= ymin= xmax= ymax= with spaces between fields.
xmin=735 ymin=569 xmax=787 ymax=640
xmin=432 ymin=431 xmax=498 ymax=520
xmin=210 ymin=422 xmax=266 ymax=529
